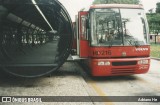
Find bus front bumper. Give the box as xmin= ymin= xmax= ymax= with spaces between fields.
xmin=90 ymin=57 xmax=150 ymax=76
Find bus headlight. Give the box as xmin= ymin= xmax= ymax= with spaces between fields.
xmin=104 ymin=61 xmax=111 ymax=65
xmin=98 ymin=61 xmax=110 ymax=66
xmin=98 ymin=61 xmax=105 ymax=65
xmin=138 ymin=59 xmax=149 ymax=65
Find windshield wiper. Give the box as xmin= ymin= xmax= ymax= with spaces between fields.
xmin=134 ymin=41 xmax=140 ymax=47
xmin=109 ymin=40 xmax=113 ymax=47
xmin=126 ymin=38 xmax=140 ymax=47
xmin=126 ymin=39 xmax=133 ymax=45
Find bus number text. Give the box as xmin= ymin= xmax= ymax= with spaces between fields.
xmin=93 ymin=50 xmax=112 ymax=55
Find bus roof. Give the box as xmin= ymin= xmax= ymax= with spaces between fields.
xmin=90 ymin=4 xmax=144 ymax=9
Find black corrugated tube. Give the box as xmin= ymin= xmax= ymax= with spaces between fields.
xmin=0 ymin=0 xmax=73 ymax=77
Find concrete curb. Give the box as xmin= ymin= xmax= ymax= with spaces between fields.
xmin=151 ymin=57 xmax=160 ymax=61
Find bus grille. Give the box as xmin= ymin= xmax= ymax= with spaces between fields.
xmin=111 ymin=68 xmax=136 ymax=75
xmin=112 ymin=61 xmax=137 ymax=66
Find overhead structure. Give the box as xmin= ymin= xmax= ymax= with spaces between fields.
xmin=0 ymin=0 xmax=73 ymax=77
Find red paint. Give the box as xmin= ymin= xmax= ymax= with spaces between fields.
xmin=88 ymin=58 xmax=150 ymax=76
xmin=73 ymin=4 xmax=150 ymax=76
xmin=79 ymin=11 xmax=89 ymax=57
xmin=90 ymin=46 xmax=150 ymax=58
xmin=80 ymin=40 xmax=89 ymax=57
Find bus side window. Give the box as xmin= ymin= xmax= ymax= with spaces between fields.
xmin=81 ymin=16 xmax=87 ymax=40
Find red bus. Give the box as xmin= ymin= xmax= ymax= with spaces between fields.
xmin=71 ymin=4 xmax=150 ymax=76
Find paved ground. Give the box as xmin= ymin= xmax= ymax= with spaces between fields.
xmin=0 ymin=59 xmax=159 ymax=105
xmin=0 ymin=62 xmax=102 ymax=105
xmin=81 ymin=59 xmax=160 ymax=105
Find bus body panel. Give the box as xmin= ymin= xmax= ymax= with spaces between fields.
xmin=73 ymin=4 xmax=150 ymax=76
xmin=88 ymin=57 xmax=150 ymax=76
xmin=78 ymin=11 xmax=89 ymax=57
xmin=90 ymin=45 xmax=150 ymax=58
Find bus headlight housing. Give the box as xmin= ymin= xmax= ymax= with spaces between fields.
xmin=98 ymin=61 xmax=110 ymax=66
xmin=98 ymin=61 xmax=104 ymax=65
xmin=104 ymin=61 xmax=111 ymax=65
xmin=138 ymin=59 xmax=149 ymax=65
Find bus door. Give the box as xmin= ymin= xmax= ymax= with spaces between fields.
xmin=78 ymin=11 xmax=89 ymax=58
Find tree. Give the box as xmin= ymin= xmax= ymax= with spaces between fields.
xmin=147 ymin=13 xmax=160 ymax=34
xmin=147 ymin=2 xmax=160 ymax=35
xmin=93 ymin=0 xmax=140 ymax=4
xmin=156 ymin=2 xmax=160 ymax=13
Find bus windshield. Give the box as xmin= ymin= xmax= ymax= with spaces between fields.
xmin=90 ymin=8 xmax=149 ymax=46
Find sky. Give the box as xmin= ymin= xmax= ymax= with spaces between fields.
xmin=141 ymin=0 xmax=160 ymax=12
xmin=58 ymin=0 xmax=160 ymax=21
